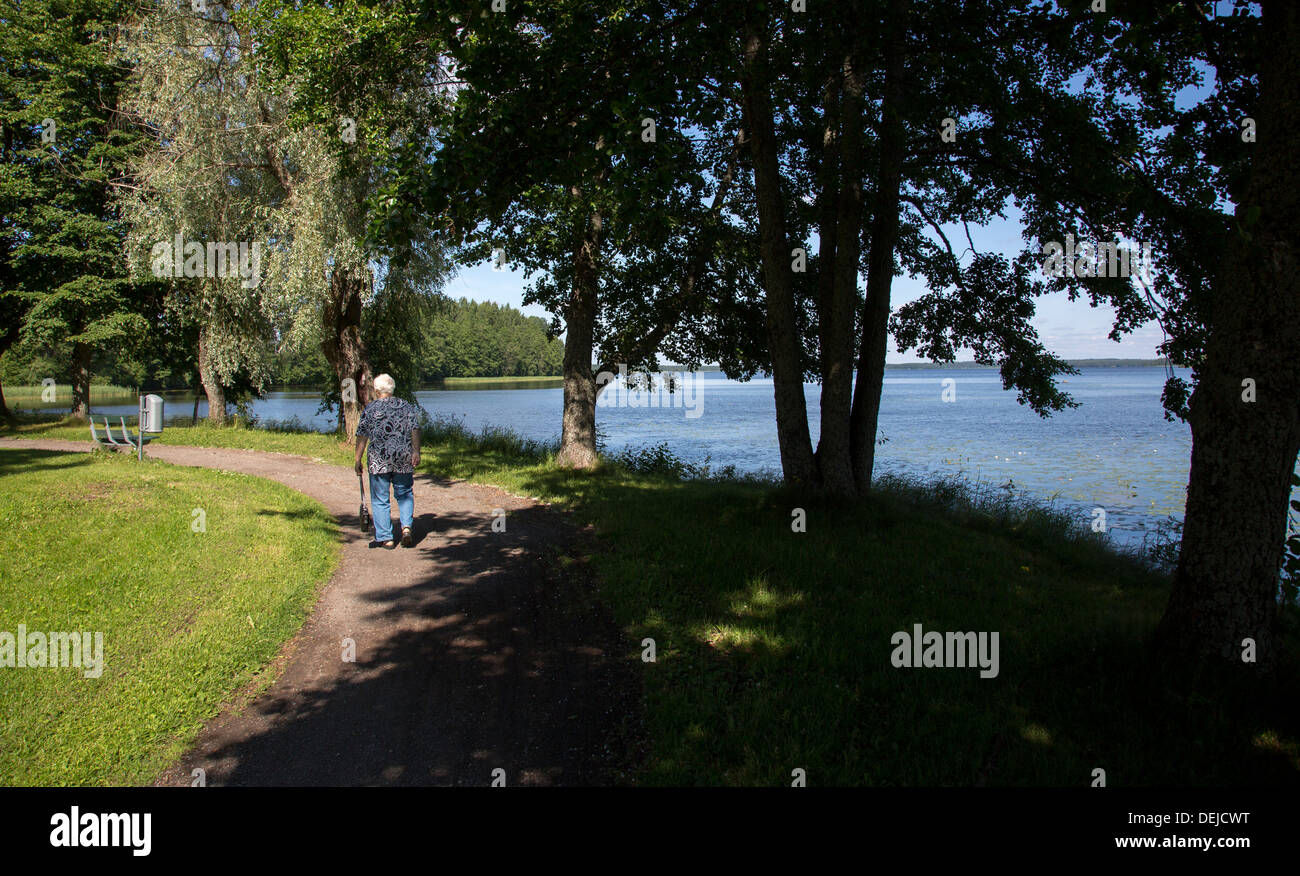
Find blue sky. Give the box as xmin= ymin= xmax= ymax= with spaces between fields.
xmin=444 ymin=235 xmax=1167 ymax=365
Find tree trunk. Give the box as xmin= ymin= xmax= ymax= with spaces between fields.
xmin=197 ymin=327 xmax=227 ymax=426
xmin=190 ymin=366 xmax=202 ymax=424
xmin=850 ymin=0 xmax=907 ymax=494
xmin=1154 ymin=0 xmax=1300 ymax=670
xmin=555 ymin=203 xmax=603 ymax=469
xmin=69 ymin=341 xmax=92 ymax=421
xmin=741 ymin=19 xmax=816 ymax=488
xmin=0 ymin=322 xmax=15 ymax=422
xmin=816 ymin=56 xmax=866 ymax=498
xmin=322 ymin=266 xmax=372 ymax=441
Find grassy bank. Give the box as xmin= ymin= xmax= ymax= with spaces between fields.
xmin=4 ymin=383 xmax=136 ymax=401
xmin=418 ymin=426 xmax=1300 ymax=785
xmin=0 ymin=446 xmax=339 ymax=785
xmin=4 ymin=412 xmax=1298 ymax=785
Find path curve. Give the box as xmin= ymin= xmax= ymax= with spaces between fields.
xmin=0 ymin=437 xmax=641 ymax=786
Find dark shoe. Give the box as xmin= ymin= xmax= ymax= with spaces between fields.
xmin=401 ymin=527 xmax=413 ymax=547
xmin=384 ymin=539 xmax=396 ymax=549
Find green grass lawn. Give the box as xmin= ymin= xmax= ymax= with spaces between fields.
xmin=0 ymin=446 xmax=339 ymax=785
xmin=5 ymin=412 xmax=1299 ymax=785
xmin=2 ymin=414 xmax=355 ymax=466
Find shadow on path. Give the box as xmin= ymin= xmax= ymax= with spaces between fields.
xmin=183 ymin=505 xmax=642 ymax=786
xmin=0 ymin=437 xmax=645 ymax=786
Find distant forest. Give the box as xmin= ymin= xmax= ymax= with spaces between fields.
xmin=0 ymin=297 xmax=564 ymax=392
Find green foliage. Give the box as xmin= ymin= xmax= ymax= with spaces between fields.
xmin=609 ymin=441 xmax=753 ymax=483
xmin=1 ymin=322 xmax=197 ymax=393
xmin=116 ymin=0 xmax=317 ymax=392
xmin=0 ymin=0 xmax=161 ymax=388
xmin=611 ymin=442 xmax=710 ymax=480
xmin=2 ymin=383 xmax=133 ymax=400
xmin=3 ymin=293 xmax=563 ymax=394
xmin=114 ymin=0 xmax=453 ymax=421
xmin=419 ymin=412 xmax=556 ymax=464
xmin=269 ymin=295 xmax=563 ymax=391
xmin=1023 ymin=3 xmax=1260 ymax=417
xmin=369 ymin=0 xmax=755 ymax=379
xmin=271 ymin=340 xmax=332 ymax=389
xmin=415 ymin=297 xmax=563 ymax=379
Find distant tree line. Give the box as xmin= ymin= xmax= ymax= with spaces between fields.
xmin=417 ymin=298 xmax=563 ymax=380
xmin=282 ymin=295 xmax=564 ymax=391
xmin=0 ymin=296 xmax=561 ymax=391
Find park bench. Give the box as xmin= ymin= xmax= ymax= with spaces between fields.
xmin=89 ymin=416 xmax=153 ymax=452
xmin=88 ymin=395 xmax=164 ymax=460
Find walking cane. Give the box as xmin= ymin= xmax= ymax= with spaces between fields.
xmin=359 ymin=471 xmax=372 ymax=533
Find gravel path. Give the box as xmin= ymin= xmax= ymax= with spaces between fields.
xmin=1 ymin=437 xmax=641 ymax=786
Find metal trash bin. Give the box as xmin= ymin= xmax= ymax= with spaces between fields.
xmin=140 ymin=394 xmax=164 ymax=433
xmin=137 ymin=394 xmax=164 ymax=461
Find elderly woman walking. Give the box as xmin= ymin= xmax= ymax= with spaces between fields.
xmin=354 ymin=374 xmax=422 ymax=548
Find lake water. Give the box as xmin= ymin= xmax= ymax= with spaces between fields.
xmin=32 ymin=367 xmax=1197 ymax=550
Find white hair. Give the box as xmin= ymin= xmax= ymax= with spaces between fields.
xmin=373 ymin=373 xmax=396 ymax=395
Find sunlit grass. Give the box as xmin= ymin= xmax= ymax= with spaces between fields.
xmin=1 ymin=413 xmax=353 ymax=465
xmin=0 ymin=447 xmax=339 ymax=785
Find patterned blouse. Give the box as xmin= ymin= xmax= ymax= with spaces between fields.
xmin=357 ymin=397 xmax=420 ymax=475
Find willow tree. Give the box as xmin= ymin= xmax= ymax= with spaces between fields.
xmin=117 ymin=0 xmax=281 ymax=423
xmin=118 ymin=0 xmax=448 ymax=437
xmin=241 ymin=0 xmax=453 ymax=435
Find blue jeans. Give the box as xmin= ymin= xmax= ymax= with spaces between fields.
xmin=369 ymin=471 xmax=414 ymax=542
